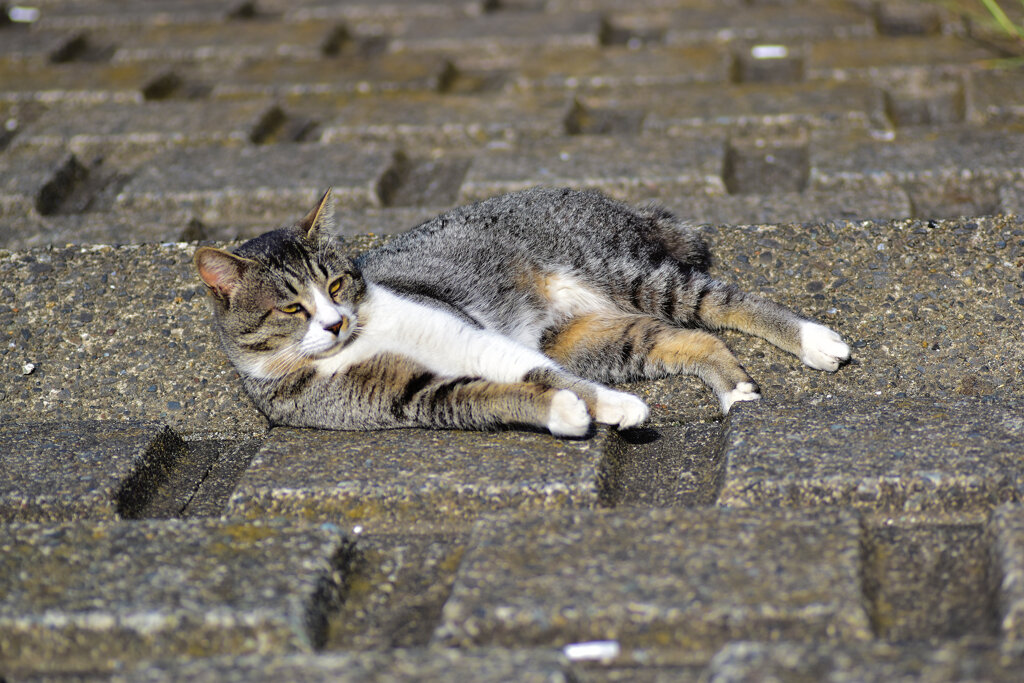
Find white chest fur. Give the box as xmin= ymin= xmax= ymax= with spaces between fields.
xmin=314 ymin=284 xmax=558 ymax=382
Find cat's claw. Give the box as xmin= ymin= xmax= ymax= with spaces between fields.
xmin=593 ymin=389 xmax=650 ymax=429
xmin=547 ymin=390 xmax=592 ymax=437
xmin=720 ymin=382 xmax=761 ymax=414
xmin=799 ymin=321 xmax=851 ymax=372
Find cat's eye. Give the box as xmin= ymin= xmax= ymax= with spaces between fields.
xmin=280 ymin=303 xmax=305 ymax=315
xmin=328 ymin=278 xmax=343 ymax=296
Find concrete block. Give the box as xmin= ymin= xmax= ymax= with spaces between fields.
xmin=991 ymin=505 xmax=1024 ymax=646
xmin=863 ymin=522 xmax=994 ymax=640
xmin=106 ymin=18 xmax=343 ymax=62
xmin=212 ymin=52 xmax=454 ymax=98
xmin=510 ymin=44 xmax=731 ymax=91
xmin=328 ymin=533 xmax=467 ymax=649
xmin=663 ymin=2 xmax=874 ymax=45
xmin=634 ymin=82 xmax=885 ymax=133
xmin=665 ymin=187 xmax=912 ymax=225
xmin=0 ymin=420 xmax=186 ymax=521
xmin=116 ymin=648 xmax=573 ymax=682
xmin=34 ymin=0 xmax=249 ymax=29
xmin=724 ymin=131 xmax=809 ymax=194
xmin=20 ymin=99 xmax=281 ymax=151
xmin=115 ymin=142 xmax=397 ymax=223
xmin=434 ymin=507 xmax=871 ymax=650
xmin=705 ymin=641 xmax=1022 ymax=683
xmin=319 ymin=92 xmax=571 ymax=146
xmin=807 ymin=36 xmax=997 ymax=80
xmin=0 ymin=144 xmax=87 ymax=219
xmin=718 ymin=398 xmax=1024 ymax=513
xmin=391 ymin=12 xmax=603 ymax=51
xmin=226 ymin=426 xmax=614 ymax=532
xmin=968 ymin=69 xmax=1024 ymax=124
xmin=0 ymin=61 xmax=160 ymax=104
xmin=0 ymin=518 xmax=346 ymax=673
xmin=458 ymin=135 xmax=727 ymax=203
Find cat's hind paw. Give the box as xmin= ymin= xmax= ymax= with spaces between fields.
xmin=593 ymin=389 xmax=650 ymax=429
xmin=799 ymin=321 xmax=850 ymax=372
xmin=720 ymin=382 xmax=761 ymax=414
xmin=547 ymin=390 xmax=592 ymax=437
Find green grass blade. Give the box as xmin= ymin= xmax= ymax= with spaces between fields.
xmin=979 ymin=0 xmax=1024 ymax=38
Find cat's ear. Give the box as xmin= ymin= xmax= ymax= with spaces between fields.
xmin=194 ymin=247 xmax=254 ymax=300
xmin=297 ymin=187 xmax=335 ymax=240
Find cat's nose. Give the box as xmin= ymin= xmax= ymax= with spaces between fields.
xmin=325 ymin=317 xmax=349 ymax=336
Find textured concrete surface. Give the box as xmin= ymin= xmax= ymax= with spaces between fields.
xmin=434 ymin=508 xmax=871 ymax=653
xmin=227 ymin=426 xmax=614 ymax=532
xmin=0 ymin=518 xmax=346 ymax=674
xmin=2 ymin=0 xmax=1024 ymax=679
xmin=0 ymin=420 xmax=186 ymax=521
xmin=719 ymin=397 xmax=1024 ymax=513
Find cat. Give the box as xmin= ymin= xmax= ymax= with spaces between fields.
xmin=194 ymin=187 xmax=849 ymax=437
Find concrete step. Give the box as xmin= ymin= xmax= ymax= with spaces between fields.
xmin=226 ymin=426 xmax=616 ymax=533
xmin=0 ymin=517 xmax=346 ymax=674
xmin=433 ymin=507 xmax=872 ymax=653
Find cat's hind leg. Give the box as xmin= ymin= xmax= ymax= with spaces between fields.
xmin=657 ymin=271 xmax=851 ymax=372
xmin=542 ymin=314 xmax=760 ymax=414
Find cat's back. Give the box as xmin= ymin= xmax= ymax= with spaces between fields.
xmin=357 ymin=187 xmax=706 ymax=279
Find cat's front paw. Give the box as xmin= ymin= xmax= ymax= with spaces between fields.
xmin=799 ymin=321 xmax=851 ymax=372
xmin=593 ymin=388 xmax=650 ymax=429
xmin=720 ymin=381 xmax=761 ymax=414
xmin=547 ymin=390 xmax=591 ymax=437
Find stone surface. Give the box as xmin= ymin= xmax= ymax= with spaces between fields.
xmin=704 ymin=641 xmax=1023 ymax=683
xmin=0 ymin=243 xmax=265 ymax=439
xmin=991 ymin=505 xmax=1024 ymax=647
xmin=0 ymin=518 xmax=346 ymax=673
xmin=115 ymin=142 xmax=397 ymax=223
xmin=327 ymin=533 xmax=467 ymax=649
xmin=863 ymin=521 xmax=995 ymax=640
xmin=459 ymin=134 xmax=727 ymax=202
xmin=718 ymin=398 xmax=1024 ymax=513
xmin=0 ymin=420 xmax=186 ymax=521
xmin=434 ymin=507 xmax=871 ymax=652
xmin=227 ymin=426 xmax=614 ymax=532
xmin=117 ymin=648 xmax=574 ymax=682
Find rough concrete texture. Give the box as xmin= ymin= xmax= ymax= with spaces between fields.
xmin=0 ymin=518 xmax=346 ymax=674
xmin=704 ymin=640 xmax=1023 ymax=683
xmin=719 ymin=397 xmax=1024 ymax=513
xmin=0 ymin=420 xmax=186 ymax=521
xmin=115 ymin=648 xmax=573 ymax=683
xmin=227 ymin=426 xmax=614 ymax=532
xmin=434 ymin=507 xmax=871 ymax=653
xmin=3 ymin=0 xmax=1024 ymax=678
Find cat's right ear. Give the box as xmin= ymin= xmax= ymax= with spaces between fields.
xmin=297 ymin=187 xmax=335 ymax=240
xmin=194 ymin=247 xmax=253 ymax=300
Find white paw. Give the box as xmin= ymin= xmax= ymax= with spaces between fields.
xmin=547 ymin=390 xmax=591 ymax=437
xmin=593 ymin=388 xmax=650 ymax=429
xmin=799 ymin=321 xmax=850 ymax=372
xmin=719 ymin=381 xmax=761 ymax=414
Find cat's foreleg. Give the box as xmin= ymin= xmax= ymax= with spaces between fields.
xmin=460 ymin=331 xmax=649 ymax=429
xmin=301 ymin=353 xmax=592 ymax=436
xmin=542 ymin=313 xmax=760 ymax=414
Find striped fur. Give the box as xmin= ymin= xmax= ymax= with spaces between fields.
xmin=195 ymin=187 xmax=849 ymax=435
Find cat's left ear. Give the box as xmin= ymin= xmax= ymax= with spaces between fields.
xmin=297 ymin=187 xmax=335 ymax=240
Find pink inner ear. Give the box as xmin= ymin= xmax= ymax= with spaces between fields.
xmin=197 ymin=250 xmax=243 ymax=298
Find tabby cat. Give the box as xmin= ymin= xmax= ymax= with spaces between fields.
xmin=194 ymin=187 xmax=849 ymax=437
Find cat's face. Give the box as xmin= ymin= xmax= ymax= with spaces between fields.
xmin=194 ymin=190 xmax=365 ymax=379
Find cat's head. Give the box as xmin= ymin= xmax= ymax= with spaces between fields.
xmin=194 ymin=189 xmax=365 ymax=379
